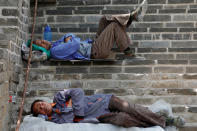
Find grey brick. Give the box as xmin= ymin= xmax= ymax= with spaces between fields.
xmin=126 ymin=28 xmax=147 ymax=32
xmin=31 ymin=9 xmax=43 ymax=17
xmin=17 ymin=90 xmax=37 ymax=97
xmin=125 ymin=67 xmax=152 ymax=73
xmin=115 ymin=74 xmax=148 ymax=80
xmin=90 ymin=67 xmax=121 ymax=73
xmin=154 ymin=66 xmax=184 ymax=73
xmin=0 ymin=0 xmax=19 ymax=6
xmin=168 ymin=0 xmax=194 ymax=4
xmin=57 ymin=16 xmax=85 ymax=23
xmin=0 ymin=49 xmax=8 ymax=60
xmin=137 ymin=48 xmax=167 ymax=53
xmin=188 ymin=107 xmax=197 ymax=113
xmin=82 ymin=74 xmax=112 ymax=79
xmin=70 ymin=81 xmax=83 ymax=88
xmin=144 ymin=15 xmax=171 ymax=22
xmin=183 ymin=74 xmax=197 ymax=79
xmin=47 ymin=16 xmax=55 ymax=22
xmin=92 ymin=60 xmax=123 ymax=66
xmin=59 ymin=61 xmax=91 ymax=66
xmin=158 ymin=60 xmax=188 ymax=65
xmin=106 ymin=6 xmax=135 ymax=10
xmin=54 ymin=74 xmax=80 ymax=80
xmin=174 ymin=15 xmax=197 ymax=21
xmin=0 ymin=34 xmax=7 ymax=41
xmin=56 ymin=67 xmax=88 ymax=74
xmin=144 ymin=54 xmax=174 ymax=60
xmin=159 ymin=9 xmax=186 ymax=14
xmin=176 ymin=54 xmax=197 ymax=60
xmin=194 ymin=34 xmax=197 ymax=40
xmin=168 ymin=89 xmax=197 ymax=95
xmin=147 ymin=0 xmax=166 ymax=4
xmin=86 ymin=0 xmax=111 ymax=5
xmin=112 ymin=0 xmax=138 ymax=4
xmin=139 ymin=41 xmax=170 ymax=48
xmin=172 ymin=41 xmax=197 ymax=48
xmin=87 ymin=80 xmax=119 ymax=89
xmin=38 ymin=90 xmax=56 ymax=97
xmin=152 ymin=81 xmax=181 ymax=88
xmin=59 ymin=28 xmax=87 ymax=33
xmin=50 ymin=24 xmax=79 ymax=28
xmin=46 ymin=10 xmax=72 ymax=15
xmin=79 ymin=24 xmax=99 ymax=28
xmin=166 ymin=22 xmax=194 ymax=28
xmin=150 ymin=28 xmax=177 ymax=32
xmin=86 ymin=16 xmax=102 ymax=23
xmin=56 ymin=7 xmax=75 ymax=10
xmin=162 ymin=34 xmax=191 ymax=40
xmin=125 ymin=60 xmax=155 ymax=65
xmin=190 ymin=60 xmax=197 ymax=65
xmin=180 ymin=28 xmax=197 ymax=32
xmin=188 ymin=9 xmax=197 ymax=13
xmin=135 ymin=23 xmax=163 ymax=28
xmin=78 ymin=6 xmax=104 ymax=10
xmin=102 ymin=10 xmax=129 ymax=14
xmin=89 ymin=28 xmax=98 ymax=32
xmin=2 ymin=9 xmax=18 ymax=16
xmin=102 ymin=88 xmax=130 ymax=96
xmin=84 ymin=89 xmax=95 ymax=95
xmin=57 ymin=1 xmax=84 ymax=6
xmin=186 ymin=67 xmax=197 ymax=73
xmin=130 ymin=34 xmax=152 ymax=40
xmin=75 ymin=10 xmax=100 ymax=14
xmin=169 ymin=48 xmax=197 ymax=52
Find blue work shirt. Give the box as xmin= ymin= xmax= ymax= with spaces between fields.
xmin=50 ymin=33 xmax=92 ymax=60
xmin=51 ymin=88 xmax=112 ymax=124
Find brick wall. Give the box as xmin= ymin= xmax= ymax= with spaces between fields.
xmin=19 ymin=0 xmax=197 ymax=130
xmin=0 ymin=0 xmax=30 ymax=130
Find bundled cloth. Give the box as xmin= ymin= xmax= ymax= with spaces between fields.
xmin=21 ymin=40 xmax=50 ymax=62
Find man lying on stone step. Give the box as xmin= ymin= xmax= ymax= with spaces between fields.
xmin=31 ymin=88 xmax=185 ymax=128
xmin=44 ymin=0 xmax=149 ymax=60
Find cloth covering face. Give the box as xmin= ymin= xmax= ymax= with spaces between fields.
xmin=50 ymin=33 xmax=92 ymax=60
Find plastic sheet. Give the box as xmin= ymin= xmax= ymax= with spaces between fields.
xmin=19 ymin=115 xmax=165 ymax=131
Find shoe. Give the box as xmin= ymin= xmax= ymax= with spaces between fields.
xmin=165 ymin=116 xmax=185 ymax=127
xmin=130 ymin=0 xmax=148 ymax=22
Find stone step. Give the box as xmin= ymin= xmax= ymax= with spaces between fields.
xmin=120 ymin=95 xmax=197 ymax=106
xmin=175 ymin=112 xmax=197 ymax=123
xmin=179 ymin=123 xmax=197 ymax=131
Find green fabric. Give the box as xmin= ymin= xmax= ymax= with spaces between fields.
xmin=26 ymin=39 xmax=50 ymax=58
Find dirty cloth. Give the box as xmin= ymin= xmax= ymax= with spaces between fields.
xmin=19 ymin=116 xmax=165 ymax=131
xmin=50 ymin=33 xmax=92 ymax=60
xmin=50 ymin=88 xmax=112 ymax=124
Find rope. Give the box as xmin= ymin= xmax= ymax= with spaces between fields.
xmin=15 ymin=0 xmax=38 ymax=130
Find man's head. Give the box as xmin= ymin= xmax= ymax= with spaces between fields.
xmin=64 ymin=36 xmax=72 ymax=43
xmin=31 ymin=100 xmax=52 ymax=117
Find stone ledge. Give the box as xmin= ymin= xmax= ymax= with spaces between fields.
xmin=31 ymin=0 xmax=56 ymax=3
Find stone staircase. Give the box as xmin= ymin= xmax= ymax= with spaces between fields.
xmin=16 ymin=0 xmax=197 ymax=130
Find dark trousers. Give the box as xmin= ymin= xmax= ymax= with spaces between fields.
xmin=98 ymin=95 xmax=166 ymax=128
xmin=91 ymin=14 xmax=132 ymax=59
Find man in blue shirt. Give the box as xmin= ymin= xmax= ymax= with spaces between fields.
xmin=31 ymin=88 xmax=185 ymax=128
